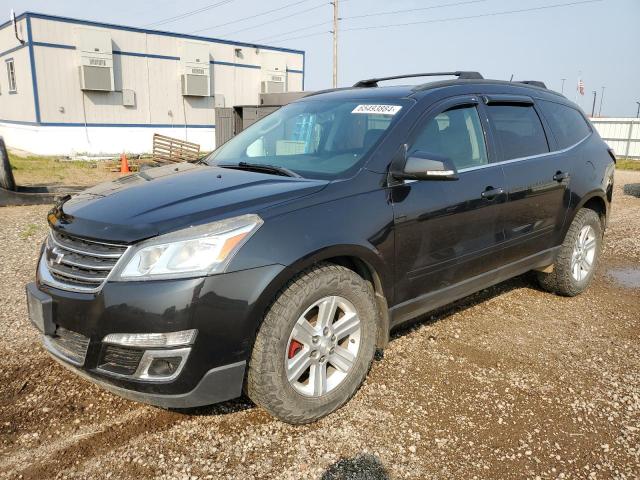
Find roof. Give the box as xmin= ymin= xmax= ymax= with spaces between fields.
xmin=303 ymin=79 xmax=567 ymax=102
xmin=1 ymin=11 xmax=305 ymax=55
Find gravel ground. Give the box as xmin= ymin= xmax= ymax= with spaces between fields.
xmin=0 ymin=170 xmax=638 ymax=480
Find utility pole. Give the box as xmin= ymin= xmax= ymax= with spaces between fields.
xmin=598 ymin=86 xmax=605 ymax=116
xmin=636 ymin=101 xmax=640 ymax=119
xmin=331 ymin=0 xmax=339 ymax=88
xmin=591 ymin=91 xmax=597 ymax=117
xmin=561 ymin=78 xmax=566 ymax=94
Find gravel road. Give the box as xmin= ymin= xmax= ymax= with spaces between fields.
xmin=1 ymin=170 xmax=638 ymax=480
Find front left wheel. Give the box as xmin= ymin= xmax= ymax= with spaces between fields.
xmin=247 ymin=263 xmax=378 ymax=424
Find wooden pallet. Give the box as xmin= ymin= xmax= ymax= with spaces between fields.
xmin=152 ymin=134 xmax=201 ymax=164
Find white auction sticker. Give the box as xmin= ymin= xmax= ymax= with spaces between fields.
xmin=351 ymin=104 xmax=402 ymax=115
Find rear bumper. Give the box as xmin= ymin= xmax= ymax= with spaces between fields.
xmin=27 ymin=262 xmax=285 ymax=407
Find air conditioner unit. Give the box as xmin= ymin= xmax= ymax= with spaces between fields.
xmin=75 ymin=28 xmax=114 ymax=92
xmin=180 ymin=42 xmax=211 ymax=97
xmin=261 ymin=67 xmax=287 ymax=94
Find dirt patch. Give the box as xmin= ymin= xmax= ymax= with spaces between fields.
xmin=0 ymin=171 xmax=638 ymax=479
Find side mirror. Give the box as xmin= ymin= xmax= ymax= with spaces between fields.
xmin=391 ymin=149 xmax=458 ymax=181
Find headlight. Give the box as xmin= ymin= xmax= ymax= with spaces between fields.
xmin=114 ymin=214 xmax=263 ymax=281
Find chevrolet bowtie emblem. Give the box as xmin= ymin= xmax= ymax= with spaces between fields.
xmin=49 ymin=249 xmax=64 ymax=265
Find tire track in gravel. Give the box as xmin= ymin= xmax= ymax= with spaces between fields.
xmin=3 ymin=407 xmax=185 ymax=479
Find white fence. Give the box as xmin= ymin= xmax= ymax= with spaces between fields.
xmin=590 ymin=118 xmax=640 ymax=159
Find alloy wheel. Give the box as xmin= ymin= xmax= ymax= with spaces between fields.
xmin=285 ymin=295 xmax=361 ymax=397
xmin=571 ymin=224 xmax=597 ymax=282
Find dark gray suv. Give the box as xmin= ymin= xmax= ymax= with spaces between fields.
xmin=27 ymin=72 xmax=615 ymax=423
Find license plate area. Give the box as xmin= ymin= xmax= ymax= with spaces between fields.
xmin=26 ymin=283 xmax=54 ymax=335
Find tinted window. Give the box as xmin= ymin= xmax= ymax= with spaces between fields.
xmin=411 ymin=105 xmax=488 ymax=170
xmin=538 ymin=100 xmax=591 ymax=149
xmin=486 ymin=104 xmax=549 ymax=160
xmin=207 ymin=100 xmax=406 ymax=179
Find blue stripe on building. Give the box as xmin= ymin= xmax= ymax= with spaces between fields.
xmin=26 ymin=16 xmax=41 ymax=124
xmin=0 ymin=119 xmax=215 ymax=128
xmin=1 ymin=12 xmax=305 ymax=128
xmin=24 ymin=11 xmax=305 ymax=56
xmin=0 ymin=43 xmax=27 ymax=58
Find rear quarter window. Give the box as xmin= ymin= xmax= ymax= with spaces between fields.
xmin=538 ymin=100 xmax=592 ymax=149
xmin=486 ymin=104 xmax=549 ymax=161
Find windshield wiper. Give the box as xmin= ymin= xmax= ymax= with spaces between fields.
xmin=218 ymin=162 xmax=301 ymax=178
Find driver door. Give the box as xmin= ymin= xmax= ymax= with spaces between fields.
xmin=391 ymin=96 xmax=507 ymax=310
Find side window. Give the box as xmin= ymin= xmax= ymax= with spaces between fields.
xmin=411 ymin=105 xmax=488 ymax=170
xmin=486 ymin=104 xmax=549 ymax=160
xmin=538 ymin=100 xmax=591 ymax=149
xmin=6 ymin=58 xmax=16 ymax=92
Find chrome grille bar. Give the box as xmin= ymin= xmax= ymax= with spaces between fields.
xmin=42 ymin=229 xmax=129 ymax=293
xmin=50 ymin=230 xmax=126 ymax=259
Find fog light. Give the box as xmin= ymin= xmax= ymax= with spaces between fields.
xmin=135 ymin=347 xmax=191 ymax=381
xmin=103 ymin=329 xmax=197 ymax=348
xmin=147 ymin=357 xmax=182 ymax=377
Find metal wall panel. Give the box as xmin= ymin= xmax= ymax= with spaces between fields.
xmin=591 ymin=118 xmax=640 ymax=159
xmin=0 ymin=17 xmax=36 ymax=123
xmin=11 ymin=15 xmax=304 ymax=129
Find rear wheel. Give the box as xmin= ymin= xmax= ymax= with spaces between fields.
xmin=247 ymin=263 xmax=378 ymax=424
xmin=536 ymin=208 xmax=603 ymax=296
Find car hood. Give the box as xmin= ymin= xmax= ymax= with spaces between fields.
xmin=48 ymin=163 xmax=329 ymax=243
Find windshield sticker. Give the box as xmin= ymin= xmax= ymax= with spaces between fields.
xmin=352 ymin=104 xmax=402 ymax=115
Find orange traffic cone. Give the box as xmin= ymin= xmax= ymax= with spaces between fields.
xmin=120 ymin=153 xmax=130 ymax=173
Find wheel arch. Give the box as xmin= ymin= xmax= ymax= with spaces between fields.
xmin=250 ymin=244 xmax=392 ymax=352
xmin=572 ymin=191 xmax=608 ymax=231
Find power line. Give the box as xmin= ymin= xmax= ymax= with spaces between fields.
xmin=345 ymin=0 xmax=487 ymax=21
xmin=341 ymin=0 xmax=603 ymax=33
xmin=268 ymin=0 xmax=602 ymax=44
xmin=190 ymin=0 xmax=315 ymax=34
xmin=255 ymin=0 xmax=486 ymax=43
xmin=222 ymin=3 xmax=327 ymax=37
xmin=269 ymin=29 xmax=331 ymax=44
xmin=253 ymin=20 xmax=330 ymax=42
xmin=143 ymin=0 xmax=233 ymax=28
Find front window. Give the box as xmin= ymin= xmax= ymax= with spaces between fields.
xmin=206 ymin=99 xmax=408 ymax=179
xmin=411 ymin=105 xmax=488 ymax=170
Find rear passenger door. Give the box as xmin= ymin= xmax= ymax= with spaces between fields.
xmin=392 ymin=96 xmax=507 ymax=305
xmin=483 ymin=95 xmax=571 ymax=264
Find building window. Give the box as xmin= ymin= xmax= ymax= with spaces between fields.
xmin=6 ymin=59 xmax=17 ymax=93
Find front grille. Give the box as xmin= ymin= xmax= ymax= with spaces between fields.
xmin=99 ymin=345 xmax=144 ymax=376
xmin=49 ymin=327 xmax=90 ymax=365
xmin=44 ymin=229 xmax=128 ymax=291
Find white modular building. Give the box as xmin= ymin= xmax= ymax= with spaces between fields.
xmin=0 ymin=12 xmax=305 ymax=155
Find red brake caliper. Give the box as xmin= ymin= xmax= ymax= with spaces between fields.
xmin=288 ymin=340 xmax=303 ymax=359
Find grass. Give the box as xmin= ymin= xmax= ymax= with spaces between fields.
xmin=20 ymin=223 xmax=40 ymax=239
xmin=8 ymin=152 xmax=119 ymax=186
xmin=616 ymin=158 xmax=640 ymax=171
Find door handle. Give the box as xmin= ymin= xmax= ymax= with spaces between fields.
xmin=481 ymin=187 xmax=504 ymax=200
xmin=553 ymin=171 xmax=570 ymax=182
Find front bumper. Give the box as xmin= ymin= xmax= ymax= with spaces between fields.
xmin=27 ymin=263 xmax=285 ymax=408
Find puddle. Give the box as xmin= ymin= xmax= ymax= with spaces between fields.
xmin=607 ymin=268 xmax=640 ymax=289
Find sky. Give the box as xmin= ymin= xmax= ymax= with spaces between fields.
xmin=4 ymin=0 xmax=639 ymax=116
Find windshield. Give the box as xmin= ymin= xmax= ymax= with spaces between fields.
xmin=205 ymin=99 xmax=408 ymax=179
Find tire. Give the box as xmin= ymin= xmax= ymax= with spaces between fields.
xmin=247 ymin=263 xmax=378 ymax=424
xmin=536 ymin=208 xmax=603 ymax=296
xmin=0 ymin=137 xmax=16 ymax=191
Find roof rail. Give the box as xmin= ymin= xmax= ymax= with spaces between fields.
xmin=516 ymin=80 xmax=547 ymax=89
xmin=353 ymin=71 xmax=483 ymax=88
